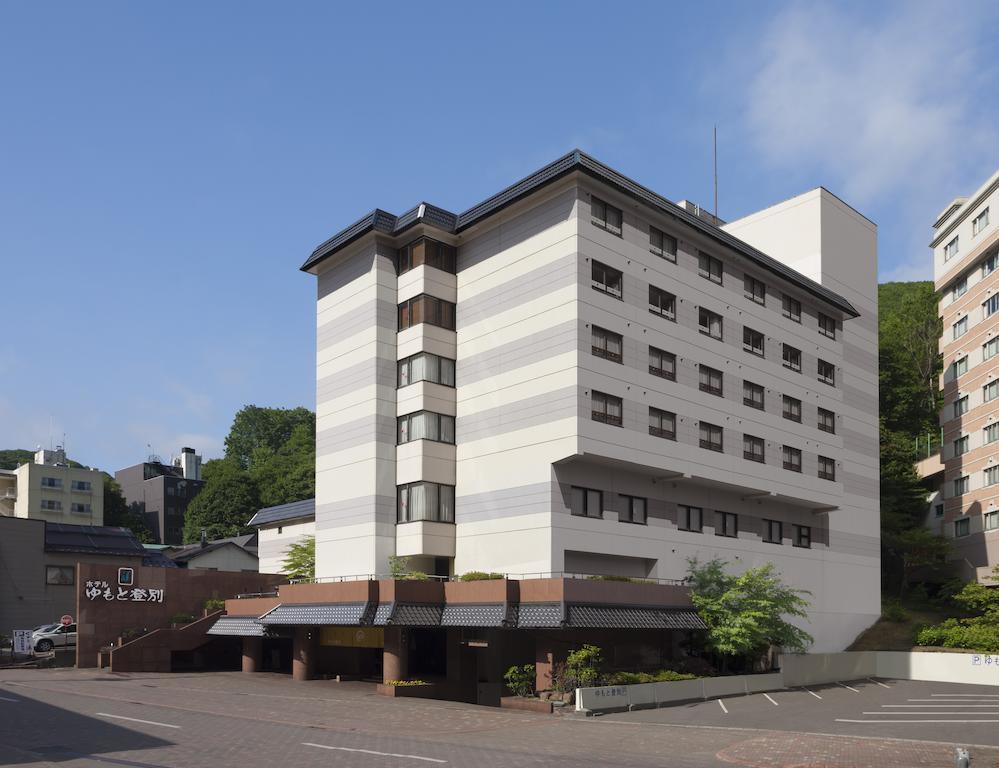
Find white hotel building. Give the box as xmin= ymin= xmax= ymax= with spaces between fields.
xmin=297 ymin=150 xmax=880 ymax=654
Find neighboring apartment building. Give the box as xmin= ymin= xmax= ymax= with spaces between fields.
xmin=296 ymin=150 xmax=880 ymax=652
xmin=116 ymin=447 xmax=205 ymax=545
xmin=932 ymin=167 xmax=999 ymax=583
xmin=2 ymin=448 xmax=105 ymax=526
xmin=248 ymin=498 xmax=315 ymax=574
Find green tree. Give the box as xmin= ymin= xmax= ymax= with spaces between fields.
xmin=224 ymin=405 xmax=315 ymax=470
xmin=181 ymin=459 xmax=259 ymax=543
xmin=282 ymin=536 xmax=315 ymax=580
xmin=687 ymin=558 xmax=813 ymax=666
xmin=101 ymin=476 xmax=154 ymax=543
xmin=249 ymin=422 xmax=315 ymax=508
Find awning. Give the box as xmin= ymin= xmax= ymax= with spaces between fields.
xmin=259 ymin=602 xmax=370 ymax=625
xmin=207 ymin=616 xmax=265 ymax=637
xmin=567 ymin=605 xmax=706 ymax=630
xmin=372 ymin=603 xmax=443 ymax=626
xmin=440 ymin=604 xmax=507 ymax=627
xmin=516 ymin=603 xmax=563 ymax=628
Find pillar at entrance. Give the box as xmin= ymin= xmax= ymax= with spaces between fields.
xmin=535 ymin=637 xmax=554 ymax=692
xmin=241 ymin=636 xmax=263 ymax=673
xmin=292 ymin=626 xmax=317 ymax=681
xmin=383 ymin=627 xmax=407 ymax=682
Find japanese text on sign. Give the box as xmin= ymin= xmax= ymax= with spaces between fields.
xmin=84 ymin=580 xmax=164 ymax=602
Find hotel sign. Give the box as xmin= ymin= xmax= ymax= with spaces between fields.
xmin=84 ymin=580 xmax=164 ymax=603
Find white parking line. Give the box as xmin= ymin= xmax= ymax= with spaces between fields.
xmin=882 ymin=704 xmax=999 ymax=708
xmin=908 ymin=699 xmax=999 ymax=703
xmin=932 ymin=693 xmax=999 ymax=697
xmin=801 ymin=687 xmax=822 ymax=699
xmin=868 ymin=678 xmax=891 ymax=689
xmin=717 ymin=699 xmax=728 ymax=713
xmin=303 ymin=743 xmax=447 ymax=763
xmin=835 ymin=681 xmax=859 ymax=693
xmin=762 ymin=693 xmax=779 ymax=706
xmin=838 ymin=718 xmax=999 ymax=724
xmin=96 ymin=713 xmax=180 ymax=729
xmin=864 ymin=711 xmax=999 ymax=715
xmin=0 ymin=696 xmax=19 ymax=702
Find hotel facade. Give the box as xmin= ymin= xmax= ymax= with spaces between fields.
xmin=932 ymin=167 xmax=999 ymax=582
xmin=217 ymin=151 xmax=879 ymax=697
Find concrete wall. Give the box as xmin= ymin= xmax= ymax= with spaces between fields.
xmin=14 ymin=462 xmax=105 ymax=526
xmin=257 ymin=518 xmax=315 ymax=575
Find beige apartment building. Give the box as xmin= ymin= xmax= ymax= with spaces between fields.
xmin=1 ymin=448 xmax=105 ymax=526
xmin=933 ymin=167 xmax=999 ymax=582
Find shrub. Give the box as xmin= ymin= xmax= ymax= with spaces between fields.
xmin=565 ymin=644 xmax=603 ymax=688
xmin=916 ymin=617 xmax=999 ymax=652
xmin=606 ymin=669 xmax=697 ymax=685
xmin=458 ymin=571 xmax=505 ymax=582
xmin=169 ymin=613 xmax=195 ymax=626
xmin=204 ymin=598 xmax=226 ymax=612
xmin=881 ymin=599 xmax=909 ymax=623
xmin=504 ymin=664 xmax=536 ymax=697
xmin=549 ymin=661 xmax=569 ymax=694
xmin=404 ymin=571 xmax=429 ymax=581
xmin=384 ymin=679 xmax=430 ymax=687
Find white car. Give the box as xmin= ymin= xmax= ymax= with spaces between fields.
xmin=32 ymin=623 xmax=76 ymax=652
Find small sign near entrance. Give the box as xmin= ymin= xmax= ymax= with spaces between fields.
xmin=464 ymin=640 xmax=489 ymax=648
xmin=12 ymin=630 xmax=32 ymax=655
xmin=117 ymin=568 xmax=134 ymax=586
xmin=60 ymin=615 xmax=73 ymax=627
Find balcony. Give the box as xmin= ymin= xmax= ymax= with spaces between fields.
xmin=1 ymin=489 xmax=16 ymax=500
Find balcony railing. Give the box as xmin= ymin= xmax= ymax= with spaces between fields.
xmin=592 ymin=411 xmax=622 ymax=427
xmin=286 ymin=571 xmax=689 ymax=586
xmin=591 ymin=346 xmax=623 ymax=364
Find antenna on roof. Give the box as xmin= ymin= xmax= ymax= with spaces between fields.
xmin=713 ymin=124 xmax=719 ymax=220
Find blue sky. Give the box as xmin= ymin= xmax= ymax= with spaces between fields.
xmin=1 ymin=1 xmax=997 ymax=471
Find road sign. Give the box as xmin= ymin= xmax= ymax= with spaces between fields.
xmin=60 ymin=615 xmax=73 ymax=626
xmin=12 ymin=630 xmax=32 ymax=655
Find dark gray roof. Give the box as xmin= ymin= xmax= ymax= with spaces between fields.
xmin=567 ymin=605 xmax=706 ymax=630
xmin=302 ymin=149 xmax=859 ymax=318
xmin=207 ymin=616 xmax=265 ymax=637
xmin=44 ymin=523 xmax=147 ymax=557
xmin=248 ymin=498 xmax=315 ymax=528
xmin=166 ymin=533 xmax=258 ymax=563
xmin=372 ymin=603 xmax=443 ymax=627
xmin=517 ymin=603 xmax=564 ymax=628
xmin=259 ymin=602 xmax=369 ymax=626
xmin=440 ymin=604 xmax=508 ymax=627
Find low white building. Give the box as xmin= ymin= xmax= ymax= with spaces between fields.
xmin=248 ymin=498 xmax=315 ymax=575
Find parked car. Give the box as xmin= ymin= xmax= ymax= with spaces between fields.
xmin=33 ymin=623 xmax=76 ymax=652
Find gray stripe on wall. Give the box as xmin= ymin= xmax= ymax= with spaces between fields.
xmin=457 ymin=252 xmax=578 ymax=328
xmin=457 ymin=386 xmax=578 ymax=442
xmin=456 ymin=482 xmax=553 ymax=523
xmin=315 ymin=495 xmax=397 ymax=529
xmin=457 ymin=319 xmax=577 ymax=386
xmin=318 ymin=298 xmax=397 ymax=351
xmin=317 ymin=414 xmax=397 ymax=455
xmin=317 ymin=357 xmax=398 ymax=404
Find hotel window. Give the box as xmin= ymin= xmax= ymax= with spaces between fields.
xmin=699 ymin=308 xmax=723 ymax=340
xmin=954 ymin=436 xmax=970 ymax=456
xmin=743 ymin=381 xmax=765 ymax=410
xmin=793 ymin=524 xmax=811 ymax=548
xmin=818 ymin=407 xmax=836 ymax=434
xmin=397 ymin=482 xmax=455 ymax=523
xmin=954 ymin=356 xmax=969 ymax=377
xmin=782 ymin=344 xmax=802 ymax=372
xmin=955 ymin=396 xmax=969 ymax=418
xmin=649 ymin=346 xmax=676 ymax=380
xmin=985 ymin=338 xmax=999 ymax=362
xmin=592 ymin=196 xmax=623 ymax=236
xmin=716 ymin=511 xmax=738 ymax=538
xmin=396 ymin=237 xmax=456 ymax=275
xmin=46 ymin=565 xmax=75 ymax=586
xmin=397 ymin=294 xmax=456 ymax=331
xmin=166 ymin=486 xmax=175 ymax=497
xmin=974 ymin=208 xmax=990 ymax=236
xmin=817 ymin=359 xmax=836 ymax=386
xmin=985 ymin=253 xmax=999 ymax=277
xmin=698 ymin=252 xmax=723 ymax=284
xmin=40 ymin=500 xmax=62 ymax=511
xmin=398 ymin=352 xmax=456 ymax=388
xmin=818 ymin=313 xmax=836 ymax=339
xmin=986 ymin=422 xmax=999 ymax=445
xmin=985 ymin=466 xmax=999 ymax=487
xmin=744 ymin=434 xmax=765 ymax=463
xmin=678 ymin=505 xmax=702 ymax=533
xmin=935 ymin=504 xmax=944 ymax=518
xmin=954 ymin=475 xmax=969 ymax=496
xmin=944 ymin=236 xmax=959 ymax=262
xmin=649 ymin=285 xmax=677 ymax=320
xmin=782 ymin=295 xmax=801 ymax=323
xmin=782 ymin=445 xmax=802 ymax=472
xmin=985 ymin=379 xmax=999 ymax=404
xmin=70 ymin=480 xmax=92 ymax=492
xmin=620 ymin=495 xmax=647 ymax=525
xmin=955 ymin=518 xmax=970 ymax=537
xmin=744 ymin=275 xmax=766 ymax=305
xmin=763 ymin=519 xmax=783 ymax=544
xmin=649 ymin=226 xmax=677 ymax=262
xmin=818 ymin=456 xmax=836 ymax=481
xmin=987 ymin=512 xmax=999 ymax=531
xmin=591 ymin=391 xmax=623 ymax=426
xmin=592 ymin=260 xmax=623 ymax=298
xmin=397 ymin=411 xmax=456 ymax=445
xmin=699 ymin=422 xmax=723 ymax=452
xmin=592 ymin=326 xmax=623 ymax=363
xmin=41 ymin=477 xmax=63 ymax=489
xmin=699 ymin=365 xmax=723 ymax=396
xmin=571 ymin=487 xmax=603 ymax=518
xmin=985 ymin=294 xmax=999 ymax=319
xmin=953 ymin=278 xmax=968 ymax=301
xmin=783 ymin=395 xmax=803 ymax=423
xmin=953 ymin=316 xmax=968 ymax=339
xmin=743 ymin=327 xmax=765 ymax=356
xmin=649 ymin=407 xmax=676 ymax=440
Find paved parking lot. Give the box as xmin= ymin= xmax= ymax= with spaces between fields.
xmin=1 ymin=669 xmax=997 ymax=767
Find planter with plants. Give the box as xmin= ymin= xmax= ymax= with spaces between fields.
xmin=376 ymin=679 xmax=434 ymax=697
xmin=500 ymin=664 xmax=553 ymax=713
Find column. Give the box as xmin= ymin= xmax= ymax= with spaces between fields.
xmin=292 ymin=626 xmax=317 ymax=682
xmin=382 ymin=626 xmax=407 ymax=682
xmin=241 ymin=637 xmax=263 ymax=674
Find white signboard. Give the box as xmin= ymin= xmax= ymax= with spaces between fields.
xmin=84 ymin=580 xmax=164 ymax=603
xmin=12 ymin=629 xmax=32 ymax=655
